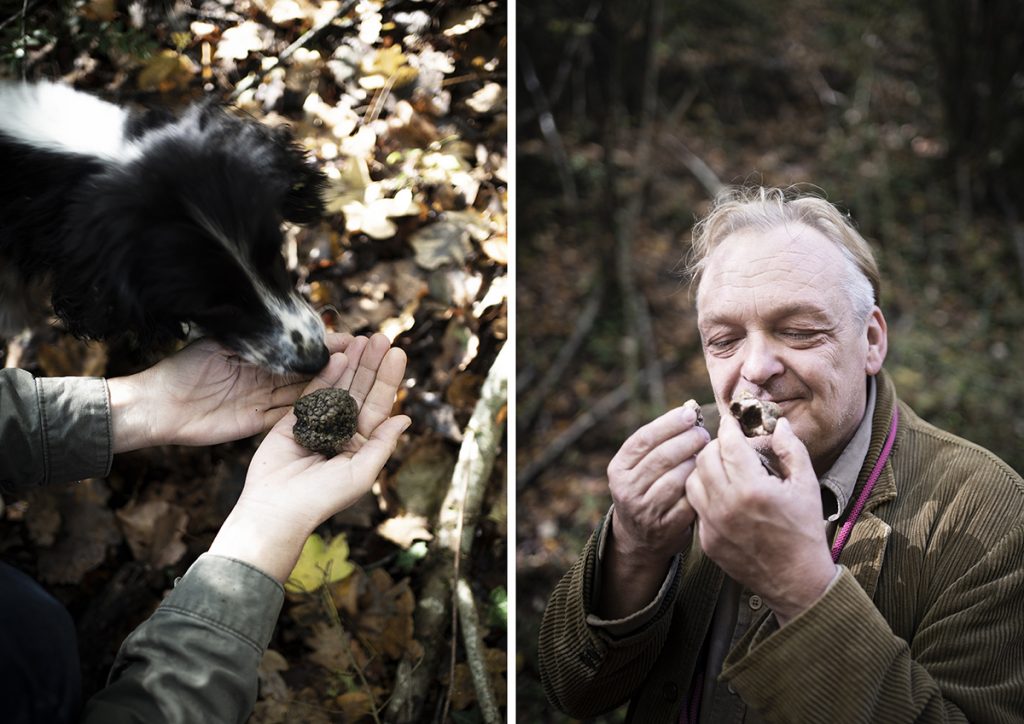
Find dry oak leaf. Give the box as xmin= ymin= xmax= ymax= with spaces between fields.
xmin=216 ymin=21 xmax=266 ymax=61
xmin=115 ymin=499 xmax=190 ymax=569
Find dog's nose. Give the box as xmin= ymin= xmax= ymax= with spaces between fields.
xmin=291 ymin=343 xmax=330 ymax=375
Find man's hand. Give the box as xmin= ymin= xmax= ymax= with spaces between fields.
xmin=109 ymin=333 xmax=363 ymax=452
xmin=208 ymin=333 xmax=410 ymax=583
xmin=598 ymin=405 xmax=710 ymax=619
xmin=686 ymin=414 xmax=837 ymax=625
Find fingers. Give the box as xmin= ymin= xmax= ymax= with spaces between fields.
xmin=345 ymin=334 xmax=392 ymax=404
xmin=771 ymin=418 xmax=815 ymax=484
xmin=716 ymin=413 xmax=765 ymax=484
xmin=629 ymin=427 xmax=709 ymax=486
xmin=643 ymin=457 xmax=698 ymax=513
xmin=337 ymin=336 xmax=370 ymax=390
xmin=613 ymin=405 xmax=705 ymax=471
xmin=325 ymin=333 xmax=356 ymax=355
xmin=356 ymin=346 xmax=408 ymax=436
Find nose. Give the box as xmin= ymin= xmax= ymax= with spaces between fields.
xmin=291 ymin=342 xmax=330 ymax=375
xmin=740 ymin=333 xmax=784 ymax=386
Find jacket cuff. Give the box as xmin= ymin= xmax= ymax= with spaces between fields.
xmin=587 ymin=506 xmax=680 ymax=637
xmin=164 ymin=553 xmax=286 ymax=652
xmin=35 ymin=376 xmax=112 ymax=485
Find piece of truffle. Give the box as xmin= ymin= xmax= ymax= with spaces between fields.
xmin=683 ymin=398 xmax=704 ymax=428
xmin=292 ymin=388 xmax=359 ymax=458
xmin=729 ymin=391 xmax=782 ymax=437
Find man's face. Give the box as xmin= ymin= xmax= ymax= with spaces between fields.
xmin=696 ymin=223 xmax=886 ymax=473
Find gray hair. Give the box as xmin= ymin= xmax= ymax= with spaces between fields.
xmin=688 ymin=186 xmax=880 ymax=321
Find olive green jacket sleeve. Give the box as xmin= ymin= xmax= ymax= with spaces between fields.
xmin=0 ymin=369 xmax=111 ymax=490
xmin=1 ymin=369 xmax=283 ymax=722
xmin=80 ymin=553 xmax=285 ymax=724
xmin=537 ymin=516 xmax=687 ymax=717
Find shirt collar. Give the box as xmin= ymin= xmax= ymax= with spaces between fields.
xmin=819 ymin=376 xmax=876 ymax=521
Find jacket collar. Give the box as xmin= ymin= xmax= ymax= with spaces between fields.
xmin=833 ymin=369 xmax=901 ymax=596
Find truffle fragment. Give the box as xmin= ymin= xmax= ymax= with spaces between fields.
xmin=729 ymin=391 xmax=782 ymax=437
xmin=683 ymin=398 xmax=704 ymax=428
xmin=292 ymin=388 xmax=359 ymax=458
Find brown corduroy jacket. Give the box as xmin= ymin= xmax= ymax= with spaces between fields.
xmin=538 ymin=371 xmax=1024 ymax=723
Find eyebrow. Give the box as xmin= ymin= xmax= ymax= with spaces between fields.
xmin=698 ymin=302 xmax=837 ymax=329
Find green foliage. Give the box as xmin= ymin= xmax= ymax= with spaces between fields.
xmin=486 ymin=585 xmax=507 ymax=630
xmin=1 ymin=0 xmax=156 ymax=75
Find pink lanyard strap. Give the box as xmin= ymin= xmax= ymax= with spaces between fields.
xmin=831 ymin=406 xmax=899 ymax=562
xmin=680 ymin=406 xmax=899 ymax=724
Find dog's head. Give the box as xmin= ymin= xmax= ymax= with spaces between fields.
xmin=54 ymin=104 xmax=331 ymax=374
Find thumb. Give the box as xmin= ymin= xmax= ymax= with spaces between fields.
xmin=348 ymin=415 xmax=411 ymax=477
xmin=771 ymin=417 xmax=815 ymax=483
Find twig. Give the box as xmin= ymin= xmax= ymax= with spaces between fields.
xmin=455 ymin=578 xmax=501 ymax=724
xmin=517 ymin=1 xmax=601 ymax=127
xmin=661 ymin=134 xmax=723 ymax=199
xmin=519 ymin=47 xmax=578 ymax=209
xmin=517 ymin=272 xmax=604 ymax=434
xmin=614 ymin=0 xmax=667 ymax=419
xmin=228 ymin=0 xmax=357 ymax=101
xmin=318 ymin=584 xmax=383 ymax=724
xmin=0 ymin=0 xmax=38 ymax=33
xmin=385 ymin=344 xmax=509 ymax=723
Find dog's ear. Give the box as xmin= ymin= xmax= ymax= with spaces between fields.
xmin=271 ymin=126 xmax=327 ymax=225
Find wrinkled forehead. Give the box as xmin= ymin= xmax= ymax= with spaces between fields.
xmin=695 ymin=223 xmax=856 ymax=319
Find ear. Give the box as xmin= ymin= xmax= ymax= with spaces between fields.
xmin=271 ymin=126 xmax=326 ymax=225
xmin=864 ymin=306 xmax=888 ymax=375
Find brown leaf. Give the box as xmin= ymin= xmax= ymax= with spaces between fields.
xmin=37 ymin=480 xmax=121 ymax=584
xmin=356 ymin=569 xmax=415 ymax=660
xmin=36 ymin=336 xmax=107 ymax=378
xmin=336 ymin=691 xmax=375 ymax=722
xmin=116 ymin=499 xmax=190 ymax=569
xmin=25 ymin=489 xmax=61 ymax=547
xmin=328 ymin=567 xmax=364 ymax=617
xmin=390 ymin=437 xmax=456 ymax=516
xmin=307 ymin=621 xmax=353 ymax=671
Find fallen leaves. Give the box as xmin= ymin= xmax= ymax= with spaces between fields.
xmin=286 ymin=533 xmax=355 ymax=594
xmin=116 ymin=499 xmax=189 ymax=569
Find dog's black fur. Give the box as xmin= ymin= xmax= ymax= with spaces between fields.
xmin=0 ymin=81 xmax=330 ymax=374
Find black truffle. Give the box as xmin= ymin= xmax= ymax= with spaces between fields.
xmin=292 ymin=388 xmax=359 ymax=458
xmin=729 ymin=391 xmax=783 ymax=437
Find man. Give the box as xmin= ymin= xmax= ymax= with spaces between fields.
xmin=538 ymin=187 xmax=1024 ymax=722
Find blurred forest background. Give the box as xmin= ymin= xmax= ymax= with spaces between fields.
xmin=516 ymin=1 xmax=1024 ymax=721
xmin=1 ymin=1 xmax=506 ymax=722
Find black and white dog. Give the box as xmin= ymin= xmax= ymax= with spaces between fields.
xmin=0 ymin=81 xmax=330 ymax=374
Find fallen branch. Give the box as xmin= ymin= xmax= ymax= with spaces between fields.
xmin=662 ymin=134 xmax=724 ymax=199
xmin=456 ymin=577 xmax=501 ymax=724
xmin=517 ymin=272 xmax=604 ymax=435
xmin=519 ymin=47 xmax=579 ymax=209
xmin=385 ymin=343 xmax=509 ymax=723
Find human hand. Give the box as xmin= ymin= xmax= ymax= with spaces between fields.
xmin=208 ymin=333 xmax=410 ymax=583
xmin=598 ymin=404 xmax=709 ymax=618
xmin=109 ymin=333 xmax=362 ymax=453
xmin=686 ymin=414 xmax=837 ymax=625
